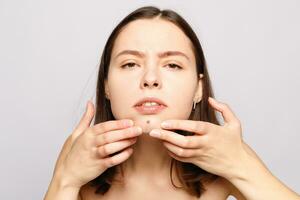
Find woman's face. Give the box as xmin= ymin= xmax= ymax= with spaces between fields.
xmin=105 ymin=18 xmax=203 ymax=133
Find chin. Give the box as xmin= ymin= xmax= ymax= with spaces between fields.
xmin=131 ymin=116 xmax=162 ymax=133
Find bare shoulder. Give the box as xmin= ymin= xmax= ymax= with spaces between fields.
xmin=215 ymin=177 xmax=246 ymax=200
xmin=78 ymin=176 xmax=246 ymax=200
xmin=198 ymin=176 xmax=231 ymax=199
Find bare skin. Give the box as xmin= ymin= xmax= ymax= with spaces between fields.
xmin=79 ymin=176 xmax=235 ymax=200
xmin=45 ymin=17 xmax=299 ymax=200
xmin=78 ymin=18 xmax=246 ymax=200
xmin=104 ymin=17 xmax=203 ymax=189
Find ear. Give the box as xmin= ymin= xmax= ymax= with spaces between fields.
xmin=104 ymin=79 xmax=110 ymax=100
xmin=193 ymin=73 xmax=204 ymax=103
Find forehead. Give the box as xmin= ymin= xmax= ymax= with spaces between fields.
xmin=111 ymin=18 xmax=195 ymax=60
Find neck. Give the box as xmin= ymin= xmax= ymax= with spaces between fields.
xmin=120 ymin=133 xmax=173 ymax=182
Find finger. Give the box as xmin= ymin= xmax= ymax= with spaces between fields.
xmin=92 ymin=119 xmax=134 ymax=135
xmin=163 ymin=141 xmax=198 ymax=158
xmin=208 ymin=97 xmax=239 ymax=125
xmin=167 ymin=149 xmax=192 ymax=163
xmin=102 ymin=147 xmax=133 ymax=168
xmin=95 ymin=126 xmax=142 ymax=146
xmin=97 ymin=138 xmax=137 ymax=157
xmin=149 ymin=129 xmax=206 ymax=149
xmin=73 ymin=100 xmax=95 ymax=139
xmin=160 ymin=119 xmax=214 ymax=135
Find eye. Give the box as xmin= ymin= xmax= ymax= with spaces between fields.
xmin=120 ymin=62 xmax=182 ymax=70
xmin=166 ymin=63 xmax=182 ymax=70
xmin=121 ymin=62 xmax=137 ymax=68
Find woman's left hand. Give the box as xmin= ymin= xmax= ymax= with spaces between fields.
xmin=149 ymin=97 xmax=248 ymax=180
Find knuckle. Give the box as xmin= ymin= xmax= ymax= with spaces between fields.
xmin=97 ymin=147 xmax=104 ymax=158
xmin=117 ymin=119 xmax=125 ymax=126
xmin=102 ymin=145 xmax=108 ymax=156
xmin=201 ymin=135 xmax=209 ymax=145
xmin=96 ymin=123 xmax=106 ymax=133
xmin=184 ymin=138 xmax=191 ymax=148
xmin=116 ymin=119 xmax=128 ymax=129
xmin=160 ymin=132 xmax=166 ymax=140
xmin=127 ymin=127 xmax=135 ymax=136
xmin=100 ymin=120 xmax=115 ymax=133
xmin=93 ymin=146 xmax=101 ymax=158
xmin=105 ymin=159 xmax=115 ymax=168
xmin=193 ymin=122 xmax=202 ymax=132
xmin=102 ymin=134 xmax=108 ymax=144
xmin=178 ymin=148 xmax=185 ymax=156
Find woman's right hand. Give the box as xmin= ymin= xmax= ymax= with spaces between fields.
xmin=54 ymin=100 xmax=142 ymax=189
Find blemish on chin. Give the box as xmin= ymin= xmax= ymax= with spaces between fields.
xmin=146 ymin=120 xmax=150 ymax=124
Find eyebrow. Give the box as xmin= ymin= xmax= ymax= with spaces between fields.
xmin=114 ymin=50 xmax=190 ymax=61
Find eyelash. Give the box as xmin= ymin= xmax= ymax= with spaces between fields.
xmin=120 ymin=62 xmax=183 ymax=70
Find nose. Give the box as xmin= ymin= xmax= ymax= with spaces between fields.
xmin=140 ymin=69 xmax=162 ymax=89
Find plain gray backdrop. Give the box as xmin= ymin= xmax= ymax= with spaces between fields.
xmin=0 ymin=0 xmax=299 ymax=199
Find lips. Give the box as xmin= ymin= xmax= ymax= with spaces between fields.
xmin=133 ymin=97 xmax=167 ymax=115
xmin=134 ymin=97 xmax=167 ymax=107
xmin=134 ymin=104 xmax=166 ymax=115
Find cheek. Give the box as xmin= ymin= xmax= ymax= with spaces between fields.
xmin=170 ymin=96 xmax=193 ymax=119
xmin=167 ymin=82 xmax=195 ymax=119
xmin=110 ymin=95 xmax=133 ymax=120
xmin=107 ymin=78 xmax=134 ymax=119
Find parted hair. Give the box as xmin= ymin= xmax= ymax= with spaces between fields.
xmin=85 ymin=6 xmax=221 ymax=198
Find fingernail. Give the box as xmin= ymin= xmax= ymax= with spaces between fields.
xmin=136 ymin=127 xmax=143 ymax=134
xmin=124 ymin=120 xmax=134 ymax=126
xmin=149 ymin=129 xmax=161 ymax=137
xmin=209 ymin=97 xmax=217 ymax=102
xmin=161 ymin=121 xmax=171 ymax=128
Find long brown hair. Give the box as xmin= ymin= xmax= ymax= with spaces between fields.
xmin=86 ymin=6 xmax=221 ymax=198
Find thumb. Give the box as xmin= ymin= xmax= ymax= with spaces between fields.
xmin=73 ymin=100 xmax=95 ymax=139
xmin=208 ymin=97 xmax=238 ymax=125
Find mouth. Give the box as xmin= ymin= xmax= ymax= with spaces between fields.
xmin=134 ymin=103 xmax=166 ymax=115
xmin=133 ymin=97 xmax=167 ymax=115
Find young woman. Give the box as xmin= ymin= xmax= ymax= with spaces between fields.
xmin=44 ymin=6 xmax=300 ymax=200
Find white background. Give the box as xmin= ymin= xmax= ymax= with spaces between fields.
xmin=0 ymin=0 xmax=299 ymax=199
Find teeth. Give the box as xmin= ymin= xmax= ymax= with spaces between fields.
xmin=142 ymin=102 xmax=159 ymax=106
